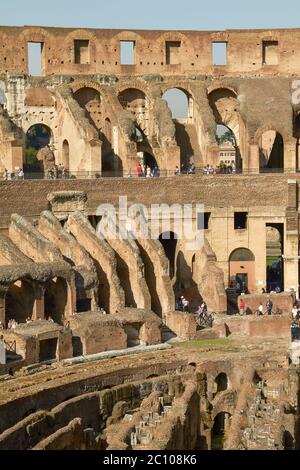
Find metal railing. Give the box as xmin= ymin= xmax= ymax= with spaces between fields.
xmin=0 ymin=168 xmax=297 ymax=181
xmin=4 ymin=340 xmax=16 ymax=353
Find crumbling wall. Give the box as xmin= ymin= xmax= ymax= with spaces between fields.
xmin=9 ymin=214 xmax=63 ymax=263
xmin=194 ymin=239 xmax=227 ymax=314
xmin=66 ymin=211 xmax=125 ymax=313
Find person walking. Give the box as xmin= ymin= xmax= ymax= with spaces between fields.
xmin=266 ymin=298 xmax=273 ymax=315
xmin=137 ymin=163 xmax=142 ymax=178
xmin=258 ymin=303 xmax=264 ymax=316
xmin=239 ymin=298 xmax=246 ymax=316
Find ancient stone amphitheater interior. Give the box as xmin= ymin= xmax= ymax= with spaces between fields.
xmin=0 ymin=25 xmax=300 ymax=451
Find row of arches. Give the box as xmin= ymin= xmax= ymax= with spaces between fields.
xmin=158 ymin=230 xmax=283 ymax=296
xmin=22 ymin=85 xmax=297 ymax=175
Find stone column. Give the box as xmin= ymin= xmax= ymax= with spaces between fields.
xmin=32 ymin=284 xmax=45 ymax=320
xmin=65 ymin=279 xmax=76 ymax=319
xmin=284 ymin=180 xmax=299 ymax=294
xmin=248 ymin=144 xmax=260 ymax=174
xmin=284 ymin=140 xmax=297 ymax=173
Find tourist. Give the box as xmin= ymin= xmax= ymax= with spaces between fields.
xmin=4 ymin=168 xmax=8 ymax=180
xmin=152 ymin=165 xmax=159 ymax=177
xmin=146 ymin=166 xmax=152 ymax=177
xmin=239 ymin=298 xmax=246 ymax=316
xmin=258 ymin=303 xmax=264 ymax=316
xmin=18 ymin=168 xmax=24 ymax=180
xmin=141 ymin=163 xmax=146 ymax=177
xmin=0 ymin=321 xmax=3 ymax=330
xmin=292 ymin=305 xmax=298 ymax=320
xmin=188 ymin=163 xmax=196 ymax=175
xmin=261 ymin=287 xmax=266 ymax=294
xmin=47 ymin=316 xmax=54 ymax=323
xmin=266 ymin=298 xmax=273 ymax=315
xmin=174 ymin=166 xmax=180 ymax=175
xmin=181 ymin=296 xmax=189 ymax=312
xmin=136 ymin=163 xmax=142 ymax=177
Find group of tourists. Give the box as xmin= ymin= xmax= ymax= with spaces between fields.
xmin=202 ymin=162 xmax=236 ymax=174
xmin=7 ymin=319 xmax=18 ymax=330
xmin=238 ymin=297 xmax=274 ymax=316
xmin=3 ymin=168 xmax=24 ymax=180
xmin=47 ymin=164 xmax=66 ymax=180
xmin=174 ymin=163 xmax=196 ymax=175
xmin=176 ymin=296 xmax=190 ymax=312
xmin=135 ymin=163 xmax=160 ymax=178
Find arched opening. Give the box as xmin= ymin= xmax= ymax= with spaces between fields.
xmin=124 ymin=324 xmax=140 ymax=347
xmin=118 ymin=88 xmax=148 ymax=132
xmin=162 ymin=88 xmax=190 ymax=119
xmin=253 ymin=371 xmax=263 ymax=385
xmin=211 ymin=412 xmax=231 ymax=450
xmin=73 ymin=87 xmax=101 ymax=129
xmin=62 ymin=139 xmax=70 ymax=170
xmin=216 ymin=124 xmax=237 ymax=172
xmin=44 ymin=277 xmax=68 ymax=325
xmin=159 ymin=232 xmax=177 ymax=279
xmin=5 ymin=280 xmax=35 ymax=327
xmin=25 ymin=124 xmax=52 ymax=176
xmin=175 ymin=251 xmax=202 ymax=312
xmin=163 ymin=88 xmax=196 ymax=170
xmin=139 ymin=151 xmax=158 ymax=171
xmin=208 ymin=88 xmax=243 ymax=172
xmin=212 ymin=373 xmax=229 ymax=398
xmin=229 ymin=248 xmax=255 ymax=294
xmin=266 ymin=224 xmax=284 ymax=292
xmin=259 ymin=130 xmax=284 ymax=173
xmin=115 ymin=253 xmax=136 ymax=308
xmin=136 ymin=240 xmax=162 ymax=317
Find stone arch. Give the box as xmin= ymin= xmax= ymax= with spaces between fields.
xmin=211 ymin=411 xmax=232 ymax=450
xmin=24 ymin=123 xmax=53 ymax=175
xmin=5 ymin=280 xmax=35 ymax=327
xmin=44 ymin=276 xmax=68 ymax=325
xmin=229 ymin=248 xmax=255 ymax=293
xmin=159 ymin=232 xmax=178 ymax=280
xmin=255 ymin=128 xmax=284 ymax=173
xmin=208 ymin=87 xmax=244 ymax=170
xmin=156 ymin=31 xmax=193 ymax=63
xmin=207 ymin=84 xmax=238 ymax=97
xmin=118 ymin=88 xmax=149 ymax=134
xmin=162 ymin=87 xmax=192 ymax=120
xmin=212 ymin=372 xmax=229 ymax=398
xmin=73 ymin=86 xmax=102 ymax=128
xmin=65 ymin=29 xmax=98 ymax=64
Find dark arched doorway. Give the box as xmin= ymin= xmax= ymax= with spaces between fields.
xmin=213 ymin=373 xmax=229 ymax=398
xmin=259 ymin=130 xmax=284 ymax=173
xmin=159 ymin=232 xmax=177 ymax=279
xmin=25 ymin=124 xmax=52 ymax=176
xmin=211 ymin=412 xmax=231 ymax=450
xmin=62 ymin=139 xmax=70 ymax=170
xmin=44 ymin=277 xmax=68 ymax=324
xmin=229 ymin=248 xmax=255 ymax=293
xmin=5 ymin=280 xmax=35 ymax=326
